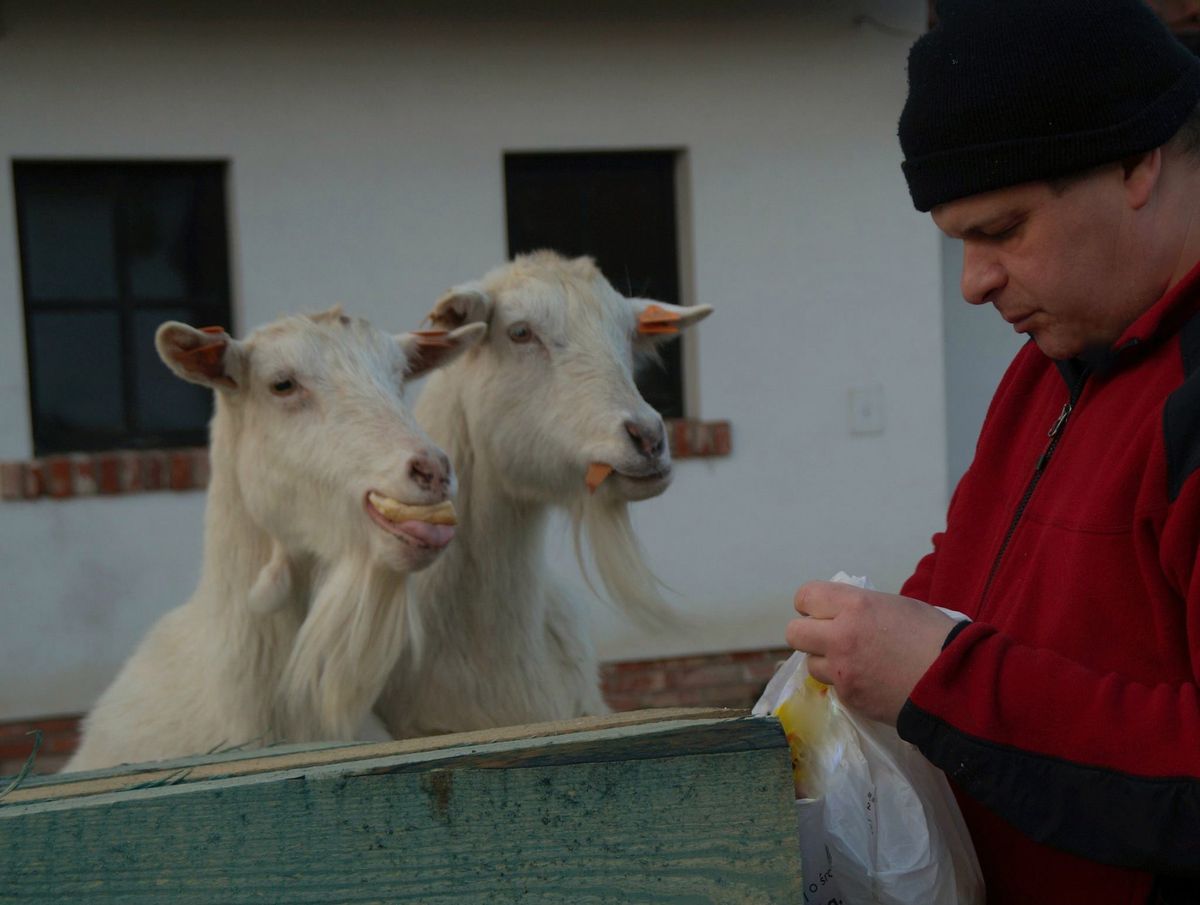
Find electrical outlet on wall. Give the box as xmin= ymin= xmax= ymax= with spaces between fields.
xmin=849 ymin=383 xmax=886 ymax=435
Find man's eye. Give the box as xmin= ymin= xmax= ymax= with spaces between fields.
xmin=270 ymin=378 xmax=297 ymax=396
xmin=508 ymin=323 xmax=534 ymax=344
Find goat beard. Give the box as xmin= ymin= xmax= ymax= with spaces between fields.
xmin=571 ymin=495 xmax=683 ymax=631
xmin=277 ymin=553 xmax=406 ymax=741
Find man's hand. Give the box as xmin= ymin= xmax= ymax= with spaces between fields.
xmin=785 ymin=581 xmax=959 ymax=725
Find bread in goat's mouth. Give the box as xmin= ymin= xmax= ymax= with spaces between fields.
xmin=367 ymin=492 xmax=457 ymax=525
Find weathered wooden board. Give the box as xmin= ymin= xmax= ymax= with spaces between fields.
xmin=3 ymin=707 xmax=741 ymax=804
xmin=0 ymin=710 xmax=802 ymax=903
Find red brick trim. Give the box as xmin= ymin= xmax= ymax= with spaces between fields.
xmin=0 ymin=419 xmax=728 ymax=502
xmin=0 ymin=716 xmax=80 ymax=759
xmin=0 ymin=715 xmax=81 ymax=777
xmin=0 ymin=448 xmax=210 ymax=502
xmin=666 ymin=418 xmax=731 ymax=459
xmin=601 ymin=647 xmax=791 ymax=712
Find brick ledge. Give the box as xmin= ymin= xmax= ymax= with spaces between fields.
xmin=666 ymin=418 xmax=730 ymax=460
xmin=0 ymin=448 xmax=210 ymax=501
xmin=0 ymin=419 xmax=730 ymax=502
xmin=0 ymin=644 xmax=784 ymax=776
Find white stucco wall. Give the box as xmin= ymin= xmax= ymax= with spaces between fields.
xmin=0 ymin=0 xmax=951 ymax=719
xmin=940 ymin=235 xmax=1026 ymax=496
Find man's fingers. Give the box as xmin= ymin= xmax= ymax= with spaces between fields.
xmin=785 ymin=615 xmax=837 ymax=655
xmin=793 ymin=580 xmax=852 ymax=618
xmin=805 ymin=654 xmax=834 ymax=686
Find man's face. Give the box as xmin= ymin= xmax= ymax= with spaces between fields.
xmin=932 ymin=169 xmax=1157 ymax=360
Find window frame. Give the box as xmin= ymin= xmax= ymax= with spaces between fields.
xmin=13 ymin=159 xmax=233 ymax=456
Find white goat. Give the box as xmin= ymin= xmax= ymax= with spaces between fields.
xmin=63 ymin=309 xmax=483 ymax=772
xmin=375 ymin=252 xmax=712 ymax=738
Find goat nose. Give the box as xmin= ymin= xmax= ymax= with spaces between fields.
xmin=624 ymin=419 xmax=666 ymax=459
xmin=408 ymin=451 xmax=451 ymax=494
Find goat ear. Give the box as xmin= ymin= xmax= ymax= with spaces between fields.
xmin=427 ymin=284 xmax=493 ymax=331
xmin=397 ymin=322 xmax=487 ymax=380
xmin=155 ymin=322 xmax=244 ymax=390
xmin=632 ymin=299 xmax=714 ymax=343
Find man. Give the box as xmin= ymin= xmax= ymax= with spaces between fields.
xmin=786 ymin=2 xmax=1200 ymax=903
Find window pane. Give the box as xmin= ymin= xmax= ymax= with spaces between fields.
xmin=125 ymin=168 xmax=229 ymax=303
xmin=133 ymin=309 xmax=214 ymax=434
xmin=30 ymin=311 xmax=124 ymax=450
xmin=19 ymin=179 xmax=120 ymax=303
xmin=126 ymin=177 xmax=191 ymax=300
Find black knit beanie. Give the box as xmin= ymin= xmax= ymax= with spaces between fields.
xmin=899 ymin=0 xmax=1200 ymax=211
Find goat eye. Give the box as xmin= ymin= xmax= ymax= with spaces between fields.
xmin=507 ymin=323 xmax=534 ymax=344
xmin=270 ymin=378 xmax=297 ymax=396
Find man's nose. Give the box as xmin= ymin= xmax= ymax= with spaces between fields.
xmin=960 ymin=244 xmax=1006 ymax=305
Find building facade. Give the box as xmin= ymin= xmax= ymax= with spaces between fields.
xmin=0 ymin=0 xmax=1018 ymax=746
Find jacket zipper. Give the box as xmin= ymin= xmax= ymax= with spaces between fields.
xmin=976 ymin=369 xmax=1090 ymax=617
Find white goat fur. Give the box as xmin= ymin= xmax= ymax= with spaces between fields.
xmin=376 ymin=251 xmax=712 ymax=738
xmin=64 ymin=309 xmax=482 ymax=772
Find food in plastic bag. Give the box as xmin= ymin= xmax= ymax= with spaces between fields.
xmin=754 ymin=572 xmax=984 ymax=905
xmin=775 ymin=672 xmax=833 ymax=798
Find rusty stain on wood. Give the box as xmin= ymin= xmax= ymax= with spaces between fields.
xmin=423 ymin=769 xmax=454 ymax=823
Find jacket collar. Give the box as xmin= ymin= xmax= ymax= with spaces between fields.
xmin=1074 ymin=256 xmax=1200 ymax=378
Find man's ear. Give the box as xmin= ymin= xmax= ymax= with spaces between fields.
xmin=1123 ymin=147 xmax=1163 ymax=211
xmin=427 ymin=284 xmax=493 ymax=331
xmin=155 ymin=322 xmax=244 ymax=390
xmin=397 ymin=322 xmax=487 ymax=380
xmin=632 ymin=299 xmax=714 ymax=344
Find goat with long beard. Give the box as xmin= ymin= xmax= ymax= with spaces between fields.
xmin=64 ymin=310 xmax=483 ymax=772
xmin=375 ymin=252 xmax=712 ymax=738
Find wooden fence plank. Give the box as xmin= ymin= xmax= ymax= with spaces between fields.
xmin=4 ymin=708 xmax=742 ymax=806
xmin=1 ymin=713 xmax=802 ymax=904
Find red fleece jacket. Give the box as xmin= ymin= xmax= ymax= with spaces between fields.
xmin=897 ymin=262 xmax=1200 ymax=905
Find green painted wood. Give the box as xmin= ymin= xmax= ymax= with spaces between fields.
xmin=8 ymin=708 xmax=738 ymax=800
xmin=1 ymin=715 xmax=802 ymax=904
xmin=3 ymin=710 xmax=747 ymax=807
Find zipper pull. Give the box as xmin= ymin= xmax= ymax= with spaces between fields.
xmin=1036 ymin=403 xmax=1073 ymax=472
xmin=1036 ymin=403 xmax=1075 ymax=472
xmin=1047 ymin=402 xmax=1073 ymax=439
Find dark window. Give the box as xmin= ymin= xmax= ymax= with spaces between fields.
xmin=504 ymin=151 xmax=687 ymax=418
xmin=13 ymin=161 xmax=232 ymax=455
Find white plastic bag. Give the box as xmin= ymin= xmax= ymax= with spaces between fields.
xmin=754 ymin=572 xmax=984 ymax=905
